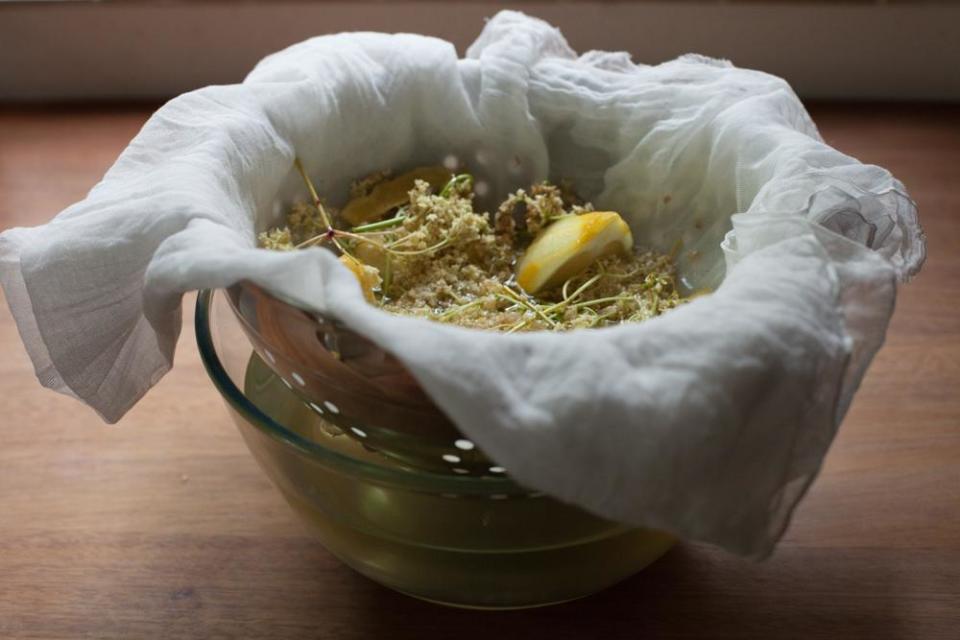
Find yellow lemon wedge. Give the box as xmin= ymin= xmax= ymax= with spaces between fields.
xmin=339 ymin=254 xmax=381 ymax=302
xmin=342 ymin=166 xmax=452 ymax=226
xmin=516 ymin=211 xmax=633 ymax=294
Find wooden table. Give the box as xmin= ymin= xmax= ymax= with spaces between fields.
xmin=1 ymin=104 xmax=958 ymax=639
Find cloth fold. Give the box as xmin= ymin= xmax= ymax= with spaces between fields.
xmin=0 ymin=11 xmax=924 ymax=556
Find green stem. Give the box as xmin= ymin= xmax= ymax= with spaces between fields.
xmin=335 ymin=230 xmax=384 ymax=247
xmin=543 ymin=273 xmax=604 ymax=314
xmin=498 ymin=286 xmax=558 ymax=328
xmin=385 ymin=232 xmax=419 ymax=249
xmin=602 ymin=266 xmax=643 ymax=280
xmin=352 ymin=215 xmax=405 ymax=233
xmin=506 ymin=319 xmax=530 ymax=334
xmin=437 ymin=299 xmax=485 ymax=321
xmin=440 ymin=173 xmax=473 ymax=198
xmin=296 ymin=235 xmax=329 ymax=250
xmin=388 ymin=238 xmax=450 ymax=256
xmin=293 ymin=158 xmax=353 ymax=258
xmin=570 ymin=295 xmax=635 ymax=310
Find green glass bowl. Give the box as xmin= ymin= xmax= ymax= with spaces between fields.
xmin=196 ymin=289 xmax=675 ymax=609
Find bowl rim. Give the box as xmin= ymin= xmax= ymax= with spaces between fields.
xmin=195 ymin=289 xmax=522 ymax=495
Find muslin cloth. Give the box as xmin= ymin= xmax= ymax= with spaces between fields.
xmin=0 ymin=11 xmax=924 ymax=557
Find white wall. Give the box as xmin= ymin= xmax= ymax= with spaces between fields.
xmin=1 ymin=1 xmax=958 ymax=102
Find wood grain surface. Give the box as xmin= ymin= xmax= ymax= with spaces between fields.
xmin=0 ymin=104 xmax=958 ymax=639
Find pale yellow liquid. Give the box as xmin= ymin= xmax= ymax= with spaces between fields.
xmin=239 ymin=355 xmax=674 ymax=608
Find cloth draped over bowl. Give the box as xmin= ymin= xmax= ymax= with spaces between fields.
xmin=0 ymin=11 xmax=924 ymax=557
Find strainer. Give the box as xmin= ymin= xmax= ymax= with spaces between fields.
xmin=226 ymin=282 xmax=501 ymax=476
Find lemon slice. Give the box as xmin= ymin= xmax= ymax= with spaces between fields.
xmin=339 ymin=254 xmax=381 ymax=302
xmin=342 ymin=166 xmax=452 ymax=225
xmin=516 ymin=211 xmax=633 ymax=294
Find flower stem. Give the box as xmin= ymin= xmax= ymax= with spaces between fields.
xmin=352 ymin=215 xmax=405 ymax=233
xmin=293 ymin=158 xmax=353 ymax=257
xmin=437 ymin=298 xmax=485 ymax=321
xmin=388 ymin=238 xmax=451 ymax=256
xmin=570 ymin=295 xmax=635 ymax=310
xmin=498 ymin=285 xmax=558 ymax=328
xmin=440 ymin=173 xmax=473 ymax=198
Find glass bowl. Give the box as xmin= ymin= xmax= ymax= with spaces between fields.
xmin=224 ymin=281 xmax=488 ymax=474
xmin=196 ymin=289 xmax=675 ymax=609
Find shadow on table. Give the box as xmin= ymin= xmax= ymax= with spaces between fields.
xmin=342 ymin=543 xmax=907 ymax=640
